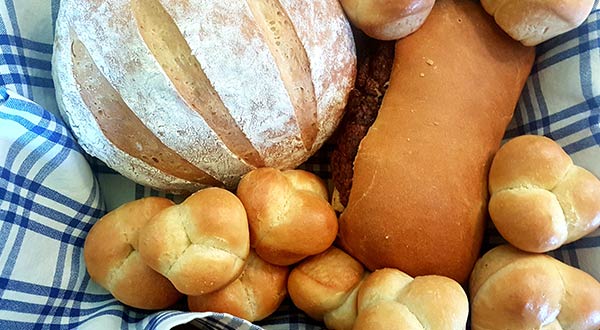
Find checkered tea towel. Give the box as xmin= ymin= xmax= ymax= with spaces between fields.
xmin=1 ymin=0 xmax=599 ymax=329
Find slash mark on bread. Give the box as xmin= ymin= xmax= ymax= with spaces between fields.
xmin=131 ymin=0 xmax=264 ymax=167
xmin=246 ymin=0 xmax=318 ymax=151
xmin=70 ymin=33 xmax=221 ymax=186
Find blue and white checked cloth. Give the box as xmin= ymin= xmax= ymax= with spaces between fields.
xmin=0 ymin=0 xmax=599 ymax=329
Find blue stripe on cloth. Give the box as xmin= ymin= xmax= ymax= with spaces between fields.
xmin=0 ymin=94 xmax=61 ymax=286
xmin=0 ymin=278 xmax=112 ymax=303
xmin=0 ymin=0 xmax=31 ymax=97
xmin=0 ymin=112 xmax=76 ymax=152
xmin=0 ymin=87 xmax=115 ymax=329
xmin=561 ymin=235 xmax=600 ymax=250
xmin=1 ymin=124 xmax=72 ymax=314
xmin=1 ymin=209 xmax=86 ymax=247
xmin=194 ymin=318 xmax=238 ymax=330
xmin=0 ymin=168 xmax=103 ymax=218
xmin=507 ymin=96 xmax=600 ymax=138
xmin=37 ymin=180 xmax=104 ymax=326
xmin=0 ymin=53 xmax=50 ymax=69
xmin=568 ymin=249 xmax=581 ymax=269
xmin=144 ymin=312 xmax=170 ymax=330
xmin=533 ymin=36 xmax=600 ymax=74
xmin=1 ymin=74 xmax=54 ymax=89
xmin=579 ymin=24 xmax=600 ymax=148
xmin=0 ymin=34 xmax=53 ymax=54
xmin=530 ymin=73 xmax=551 ymax=135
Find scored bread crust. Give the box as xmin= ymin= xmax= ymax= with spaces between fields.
xmin=52 ymin=0 xmax=356 ymax=192
xmin=338 ymin=0 xmax=535 ymax=284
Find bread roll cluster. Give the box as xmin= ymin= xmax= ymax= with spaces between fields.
xmin=188 ymin=250 xmax=289 ymax=322
xmin=466 ymin=135 xmax=600 ymax=329
xmin=488 ymin=135 xmax=600 ymax=253
xmin=236 ymin=168 xmax=338 ymax=266
xmin=470 ymin=245 xmax=600 ymax=330
xmin=83 ymin=197 xmax=182 ymax=310
xmin=288 ymin=247 xmax=368 ymax=330
xmin=138 ymin=188 xmax=250 ymax=296
xmin=288 ymin=247 xmax=469 ymax=330
xmin=84 ymin=133 xmax=600 ymax=328
xmin=84 ymin=168 xmax=338 ymax=320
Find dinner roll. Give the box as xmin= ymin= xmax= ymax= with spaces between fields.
xmin=83 ymin=197 xmax=182 ymax=309
xmin=236 ymin=168 xmax=338 ymax=266
xmin=187 ymin=250 xmax=289 ymax=322
xmin=138 ymin=188 xmax=250 ymax=295
xmin=354 ymin=269 xmax=468 ymax=330
xmin=470 ymin=244 xmax=600 ymax=330
xmin=481 ymin=0 xmax=595 ymax=46
xmin=339 ymin=0 xmax=435 ymax=40
xmin=488 ymin=135 xmax=600 ymax=253
xmin=287 ymin=247 xmax=368 ymax=330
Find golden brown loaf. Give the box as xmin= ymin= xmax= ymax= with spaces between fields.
xmin=354 ymin=269 xmax=469 ymax=330
xmin=339 ymin=0 xmax=435 ymax=40
xmin=481 ymin=0 xmax=595 ymax=46
xmin=52 ymin=0 xmax=356 ymax=193
xmin=488 ymin=135 xmax=600 ymax=253
xmin=338 ymin=0 xmax=535 ymax=284
xmin=187 ymin=250 xmax=289 ymax=322
xmin=83 ymin=197 xmax=182 ymax=309
xmin=470 ymin=244 xmax=600 ymax=330
xmin=287 ymin=247 xmax=368 ymax=330
xmin=138 ymin=188 xmax=250 ymax=296
xmin=236 ymin=168 xmax=338 ymax=266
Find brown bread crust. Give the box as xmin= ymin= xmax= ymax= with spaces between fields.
xmin=338 ymin=0 xmax=535 ymax=284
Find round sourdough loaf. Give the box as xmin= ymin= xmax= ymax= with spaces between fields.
xmin=52 ymin=0 xmax=356 ymax=193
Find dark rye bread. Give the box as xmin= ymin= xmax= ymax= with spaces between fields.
xmin=330 ymin=39 xmax=395 ymax=207
xmin=52 ymin=0 xmax=356 ymax=193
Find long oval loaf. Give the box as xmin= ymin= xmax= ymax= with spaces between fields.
xmin=52 ymin=0 xmax=356 ymax=192
xmin=338 ymin=0 xmax=535 ymax=284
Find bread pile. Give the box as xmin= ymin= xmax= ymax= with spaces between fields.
xmin=74 ymin=0 xmax=600 ymax=328
xmin=84 ymin=168 xmax=339 ymax=321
